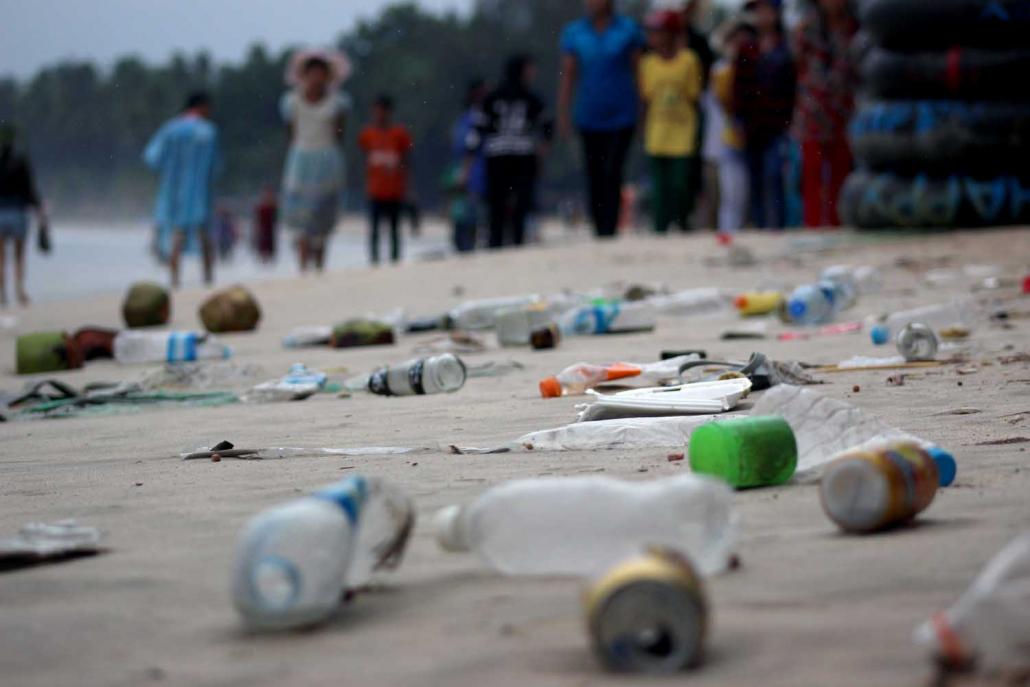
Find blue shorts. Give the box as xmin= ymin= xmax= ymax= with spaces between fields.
xmin=0 ymin=207 xmax=28 ymax=241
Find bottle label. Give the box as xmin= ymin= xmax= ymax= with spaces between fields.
xmin=166 ymin=332 xmax=198 ymax=363
xmin=312 ymin=476 xmax=368 ymax=525
xmin=407 ymin=359 xmax=427 ymax=395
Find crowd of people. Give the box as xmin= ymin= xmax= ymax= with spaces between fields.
xmin=0 ymin=0 xmax=863 ymax=295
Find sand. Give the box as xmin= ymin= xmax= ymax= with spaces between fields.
xmin=1 ymin=224 xmax=1029 ymax=687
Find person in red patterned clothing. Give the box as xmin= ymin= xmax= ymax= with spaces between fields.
xmin=792 ymin=0 xmax=859 ymax=228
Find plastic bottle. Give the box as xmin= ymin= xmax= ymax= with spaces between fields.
xmin=819 ymin=443 xmax=940 ymax=533
xmin=558 ymin=300 xmax=658 ymax=336
xmin=821 ymin=265 xmax=882 ymax=296
xmin=914 ymin=533 xmax=1030 ymax=674
xmin=785 ymin=281 xmax=853 ymax=326
xmin=368 ymin=353 xmax=467 ymax=396
xmin=495 ymin=304 xmax=555 ymax=347
xmin=231 ymin=476 xmax=413 ymax=631
xmin=896 ymin=322 xmax=939 ymax=362
xmin=539 ymin=355 xmax=698 ymax=399
xmin=869 ymin=298 xmax=980 ymax=345
xmin=646 ymin=288 xmax=733 ymax=318
xmin=734 ymin=292 xmax=784 ymax=317
xmin=113 ymin=331 xmax=231 ymax=365
xmin=750 ymin=385 xmax=956 ymax=486
xmin=282 ymin=326 xmax=333 ymax=348
xmin=433 ymin=473 xmax=738 ymax=577
xmin=446 ymin=295 xmax=544 ymax=331
xmin=689 ymin=416 xmax=798 ymax=488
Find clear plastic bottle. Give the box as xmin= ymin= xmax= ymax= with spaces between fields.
xmin=869 ymin=298 xmax=980 ymax=345
xmin=558 ymin=300 xmax=658 ymax=336
xmin=446 ymin=295 xmax=544 ymax=331
xmin=432 ymin=473 xmax=738 ymax=577
xmin=750 ymin=385 xmax=956 ymax=485
xmin=231 ymin=476 xmax=413 ymax=631
xmin=785 ymin=281 xmax=853 ymax=326
xmin=821 ymin=265 xmax=882 ymax=296
xmin=914 ymin=533 xmax=1030 ymax=674
xmin=539 ymin=356 xmax=697 ymax=399
xmin=368 ymin=354 xmax=467 ymax=396
xmin=113 ymin=331 xmax=231 ymax=365
xmin=646 ymin=288 xmax=733 ymax=318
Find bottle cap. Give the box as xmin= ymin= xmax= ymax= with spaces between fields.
xmin=539 ymin=376 xmax=563 ymax=398
xmin=787 ymin=299 xmax=807 ymax=322
xmin=433 ymin=505 xmax=470 ymax=553
xmin=870 ymin=325 xmax=890 ymax=345
xmin=927 ymin=446 xmax=957 ymax=487
xmin=734 ymin=295 xmax=748 ymax=310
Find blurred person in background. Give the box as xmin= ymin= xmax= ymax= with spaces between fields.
xmin=280 ymin=49 xmax=352 ymax=272
xmin=792 ymin=0 xmax=859 ymax=228
xmin=475 ymin=55 xmax=553 ymax=249
xmin=639 ymin=9 xmax=703 ymax=234
xmin=359 ymin=95 xmax=413 ymax=265
xmin=558 ymin=0 xmax=645 ymax=239
xmin=682 ymin=0 xmax=716 ymax=226
xmin=253 ymin=186 xmax=278 ymax=264
xmin=143 ymin=92 xmax=221 ymax=288
xmin=450 ymin=79 xmax=488 ymax=253
xmin=0 ymin=124 xmax=47 ymax=307
xmin=711 ymin=20 xmax=756 ymax=236
xmin=734 ymin=0 xmax=796 ymax=230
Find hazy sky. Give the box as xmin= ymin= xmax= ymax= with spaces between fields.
xmin=0 ymin=0 xmax=474 ymax=78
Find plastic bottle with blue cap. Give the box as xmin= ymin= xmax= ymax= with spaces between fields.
xmin=786 ymin=280 xmax=854 ymax=326
xmin=869 ymin=298 xmax=980 ymax=346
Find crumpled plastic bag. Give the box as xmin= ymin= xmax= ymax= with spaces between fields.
xmin=0 ymin=520 xmax=105 ymax=570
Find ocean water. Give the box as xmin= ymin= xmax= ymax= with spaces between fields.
xmin=18 ymin=218 xmax=451 ymax=303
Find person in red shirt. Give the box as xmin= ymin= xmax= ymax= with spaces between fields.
xmin=358 ymin=95 xmax=413 ymax=265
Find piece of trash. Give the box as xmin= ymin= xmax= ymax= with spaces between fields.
xmin=122 ymin=282 xmax=171 ymax=329
xmin=933 ymin=408 xmax=982 ymax=416
xmin=465 ymin=360 xmax=525 ymax=379
xmin=646 ymin=288 xmax=733 ymax=318
xmin=331 ymin=319 xmax=396 ymax=349
xmin=886 ymin=374 xmax=906 ymax=387
xmin=896 ymin=323 xmax=939 ymax=362
xmin=585 ymin=549 xmax=708 ymax=674
xmin=181 ymin=445 xmax=426 ymax=461
xmin=0 ymin=520 xmax=105 ymax=572
xmin=914 ymin=533 xmax=1030 ymax=675
xmin=974 ymin=437 xmax=1030 ymax=447
xmin=734 ymin=291 xmax=784 ymax=318
xmin=999 ymin=352 xmax=1030 ymax=365
xmin=777 ymin=321 xmax=862 ymax=342
xmin=767 ymin=360 xmax=825 ymax=386
xmin=721 ymin=321 xmax=769 ymax=340
xmin=446 ymin=295 xmax=547 ymax=331
xmin=16 ymin=331 xmax=83 ymax=375
xmin=822 ymin=265 xmax=883 ymax=296
xmin=817 ymin=358 xmax=944 ymax=373
xmin=114 ymin=331 xmax=231 ymax=365
xmin=139 ymin=361 xmax=263 ymax=391
xmin=413 ymin=331 xmax=490 ymax=355
xmin=750 ymin=385 xmax=944 ymax=483
xmin=495 ymin=304 xmax=557 ymax=347
xmin=852 ymin=385 xmax=861 ymax=393
xmin=956 ymin=365 xmax=981 ymax=376
xmin=785 ymin=281 xmax=855 ymax=326
xmin=232 ymin=476 xmax=414 ymax=631
xmin=199 ymin=285 xmax=261 ymax=333
xmin=576 ymin=378 xmax=752 ymax=423
xmin=242 ymin=364 xmax=328 ymax=403
xmin=558 ymin=300 xmax=658 ymax=336
xmin=689 ymin=416 xmax=797 ymax=489
xmin=9 ymin=380 xmax=238 ymax=419
xmin=668 ymin=453 xmax=685 ymax=462
xmin=540 ymin=355 xmax=701 ymax=399
xmin=869 ymin=298 xmax=980 ymax=346
xmin=369 ymin=354 xmax=467 ymax=396
xmin=282 ymin=326 xmax=333 ymax=348
xmin=530 ymin=324 xmax=561 ymax=351
xmin=433 ymin=473 xmax=737 ymax=577
xmin=820 ymin=443 xmax=945 ymax=533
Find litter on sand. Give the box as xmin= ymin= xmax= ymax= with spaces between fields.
xmin=0 ymin=521 xmax=106 ymax=572
xmin=575 ymin=378 xmax=752 ymax=422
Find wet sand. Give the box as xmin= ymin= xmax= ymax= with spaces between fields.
xmin=1 ymin=225 xmax=1028 ymax=687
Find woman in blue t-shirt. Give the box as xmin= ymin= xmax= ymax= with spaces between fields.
xmin=558 ymin=0 xmax=645 ymax=238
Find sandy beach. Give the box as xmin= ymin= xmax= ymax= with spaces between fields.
xmin=1 ymin=225 xmax=1029 ymax=687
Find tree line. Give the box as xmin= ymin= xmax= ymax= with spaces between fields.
xmin=0 ymin=0 xmax=647 ymax=219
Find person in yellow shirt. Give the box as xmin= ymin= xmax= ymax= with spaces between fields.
xmin=640 ymin=9 xmax=703 ymax=234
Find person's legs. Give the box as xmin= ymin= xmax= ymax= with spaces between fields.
xmin=669 ymin=156 xmax=691 ymax=232
xmin=580 ymin=131 xmax=606 ymax=238
xmin=368 ymin=201 xmax=382 ymax=265
xmin=509 ymin=156 xmax=536 ymax=247
xmin=169 ymin=230 xmax=185 ymax=289
xmin=200 ymin=233 xmax=215 ymax=286
xmin=745 ymin=146 xmax=765 ymax=228
xmin=801 ymin=139 xmax=824 ymax=228
xmin=650 ymin=156 xmax=671 ymax=234
xmin=13 ymin=238 xmax=27 ymax=305
xmin=827 ymin=137 xmax=853 ymax=227
xmin=718 ymin=151 xmax=750 ymax=234
xmin=388 ymin=201 xmax=402 ymax=263
xmin=313 ymin=234 xmax=328 ymax=272
xmin=762 ymin=137 xmax=787 ymax=230
xmin=486 ymin=156 xmax=509 ymax=249
xmin=601 ymin=128 xmax=634 ymax=236
xmin=297 ymin=235 xmax=311 ymax=272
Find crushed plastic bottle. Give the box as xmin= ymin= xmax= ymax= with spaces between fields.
xmin=558 ymin=300 xmax=658 ymax=336
xmin=785 ymin=281 xmax=855 ymax=326
xmin=433 ymin=473 xmax=738 ymax=577
xmin=914 ymin=533 xmax=1030 ymax=674
xmin=242 ymin=364 xmax=328 ymax=403
xmin=114 ymin=331 xmax=232 ymax=365
xmin=231 ymin=476 xmax=414 ymax=631
xmin=869 ymin=298 xmax=980 ymax=346
xmin=539 ymin=355 xmax=700 ymax=399
xmin=751 ymin=385 xmax=955 ymax=485
xmin=368 ymin=354 xmax=467 ymax=396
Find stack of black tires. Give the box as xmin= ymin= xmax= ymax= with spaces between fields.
xmin=840 ymin=0 xmax=1030 ymax=229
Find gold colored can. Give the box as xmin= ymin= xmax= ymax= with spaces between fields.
xmin=584 ymin=548 xmax=708 ymax=674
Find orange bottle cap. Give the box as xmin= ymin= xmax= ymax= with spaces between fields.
xmin=539 ymin=377 xmax=563 ymax=398
xmin=734 ymin=295 xmax=748 ymax=310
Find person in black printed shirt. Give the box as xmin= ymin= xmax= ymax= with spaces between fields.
xmin=469 ymin=55 xmax=554 ymax=249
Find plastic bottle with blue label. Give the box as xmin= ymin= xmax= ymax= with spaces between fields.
xmin=785 ymin=281 xmax=854 ymax=326
xmin=113 ymin=331 xmax=231 ymax=365
xmin=558 ymin=300 xmax=658 ymax=336
xmin=869 ymin=298 xmax=980 ymax=345
xmin=231 ymin=477 xmax=414 ymax=631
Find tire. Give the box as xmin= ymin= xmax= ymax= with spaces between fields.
xmin=862 ymin=47 xmax=1030 ymax=102
xmin=840 ymin=171 xmax=1030 ymax=229
xmin=849 ymin=101 xmax=1030 ymax=175
xmin=862 ymin=0 xmax=1030 ymax=51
